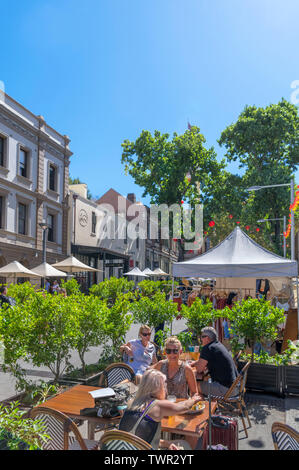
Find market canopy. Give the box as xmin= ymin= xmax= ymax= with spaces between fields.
xmin=152 ymin=268 xmax=169 ymax=276
xmin=142 ymin=268 xmax=156 ymax=276
xmin=52 ymin=256 xmax=101 ymax=273
xmin=32 ymin=262 xmax=67 ymax=278
xmin=172 ymin=227 xmax=298 ymax=278
xmin=123 ymin=267 xmax=149 ymax=277
xmin=0 ymin=261 xmax=42 ymax=280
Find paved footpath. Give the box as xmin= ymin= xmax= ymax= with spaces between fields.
xmin=0 ymin=317 xmax=298 ymax=450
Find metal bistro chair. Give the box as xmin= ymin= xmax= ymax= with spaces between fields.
xmin=211 ymin=361 xmax=252 ymax=438
xmin=98 ymin=362 xmax=136 ymax=388
xmin=27 ymin=406 xmax=99 ymax=450
xmin=99 ymin=429 xmax=153 ymax=451
xmin=271 ymin=422 xmax=299 ymax=450
xmin=94 ymin=362 xmax=136 ymax=435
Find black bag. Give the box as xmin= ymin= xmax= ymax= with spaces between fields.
xmin=81 ymin=381 xmax=138 ymax=419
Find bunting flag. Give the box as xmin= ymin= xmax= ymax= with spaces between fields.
xmin=283 ymin=187 xmax=299 ymax=239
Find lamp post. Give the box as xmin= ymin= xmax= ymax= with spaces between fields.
xmin=247 ymin=181 xmax=295 ymax=260
xmin=39 ymin=221 xmax=49 ymax=287
xmin=257 ymin=217 xmax=287 ymax=257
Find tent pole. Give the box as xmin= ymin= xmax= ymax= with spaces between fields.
xmin=171 ymin=277 xmax=175 ymax=335
xmin=297 ymin=277 xmax=299 ymax=340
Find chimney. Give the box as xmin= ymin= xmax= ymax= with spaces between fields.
xmin=127 ymin=193 xmax=136 ymax=204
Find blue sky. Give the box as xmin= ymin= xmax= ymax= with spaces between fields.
xmin=1 ymin=0 xmax=299 ymax=203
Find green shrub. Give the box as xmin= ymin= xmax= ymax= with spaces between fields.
xmin=180 ymin=298 xmax=218 ymax=338
xmin=226 ymin=298 xmax=285 ymax=361
xmin=0 ymin=402 xmax=49 ymax=450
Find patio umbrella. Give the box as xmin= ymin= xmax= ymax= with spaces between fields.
xmin=0 ymin=261 xmax=42 ymax=284
xmin=123 ymin=267 xmax=149 ymax=277
xmin=52 ymin=256 xmax=101 ymax=274
xmin=152 ymin=268 xmax=169 ymax=276
xmin=142 ymin=268 xmax=156 ymax=276
xmin=32 ymin=262 xmax=67 ymax=278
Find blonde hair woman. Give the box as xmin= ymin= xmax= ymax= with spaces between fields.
xmin=151 ymin=336 xmax=197 ymax=398
xmin=120 ymin=325 xmax=157 ymax=383
xmin=118 ymin=368 xmax=201 ymax=450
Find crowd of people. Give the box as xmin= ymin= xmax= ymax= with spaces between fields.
xmin=120 ymin=324 xmax=239 ymax=450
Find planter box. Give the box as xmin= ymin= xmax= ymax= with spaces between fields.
xmin=238 ymin=361 xmax=283 ymax=396
xmin=59 ymin=371 xmax=104 ymax=387
xmin=0 ymin=391 xmax=33 ymax=409
xmin=282 ymin=365 xmax=299 ymax=396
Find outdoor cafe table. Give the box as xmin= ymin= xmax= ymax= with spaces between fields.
xmin=38 ymin=384 xmax=217 ymax=442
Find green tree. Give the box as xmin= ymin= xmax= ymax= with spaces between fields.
xmin=180 ymin=298 xmax=218 ymax=339
xmin=225 ymin=298 xmax=285 ymax=361
xmin=137 ymin=279 xmax=177 ymax=298
xmin=121 ymin=126 xmax=225 ymax=260
xmin=72 ymin=293 xmax=109 ymax=375
xmin=89 ymin=277 xmax=135 ymax=306
xmin=21 ymin=293 xmax=80 ymax=382
xmin=100 ymin=294 xmax=133 ymax=360
xmin=130 ymin=291 xmax=178 ymax=331
xmin=218 ymin=99 xmax=299 ymax=254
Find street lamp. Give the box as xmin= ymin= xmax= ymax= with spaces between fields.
xmin=39 ymin=221 xmax=49 ymax=287
xmin=257 ymin=217 xmax=287 ymax=258
xmin=247 ymin=181 xmax=295 ymax=260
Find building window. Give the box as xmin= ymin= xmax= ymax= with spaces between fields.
xmin=18 ymin=203 xmax=27 ymax=235
xmin=0 ymin=136 xmax=5 ymax=167
xmin=92 ymin=211 xmax=96 ymax=234
xmin=124 ymin=224 xmax=127 ymax=245
xmin=47 ymin=214 xmax=55 ymax=242
xmin=19 ymin=149 xmax=28 ymax=178
xmin=49 ymin=164 xmax=57 ymax=191
xmin=136 ymin=235 xmax=139 ymax=250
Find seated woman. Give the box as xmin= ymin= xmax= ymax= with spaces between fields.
xmin=120 ymin=325 xmax=157 ymax=383
xmin=118 ymin=368 xmax=202 ymax=450
xmin=151 ymin=336 xmax=198 ymax=398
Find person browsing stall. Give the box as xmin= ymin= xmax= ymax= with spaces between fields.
xmin=119 ymin=368 xmax=202 ymax=450
xmin=191 ymin=327 xmax=239 ymax=397
xmin=120 ymin=325 xmax=157 ymax=383
xmin=151 ymin=336 xmax=198 ymax=398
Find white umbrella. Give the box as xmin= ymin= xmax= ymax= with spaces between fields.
xmin=32 ymin=262 xmax=67 ymax=278
xmin=152 ymin=268 xmax=169 ymax=276
xmin=52 ymin=256 xmax=101 ymax=274
xmin=0 ymin=261 xmax=42 ymax=283
xmin=123 ymin=267 xmax=149 ymax=277
xmin=142 ymin=268 xmax=156 ymax=276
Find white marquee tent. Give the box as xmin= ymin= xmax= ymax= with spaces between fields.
xmin=172 ymin=227 xmax=299 ymax=335
xmin=172 ymin=227 xmax=298 ymax=279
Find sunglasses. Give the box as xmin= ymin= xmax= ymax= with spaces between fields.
xmin=165 ymin=348 xmax=179 ymax=354
xmin=141 ymin=332 xmax=151 ymax=337
xmin=201 ymin=335 xmax=208 ymax=339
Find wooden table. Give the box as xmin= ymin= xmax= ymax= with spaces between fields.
xmin=161 ymin=400 xmax=217 ymax=439
xmin=40 ymin=384 xmax=122 ymax=439
xmin=39 ymin=384 xmax=217 ymax=442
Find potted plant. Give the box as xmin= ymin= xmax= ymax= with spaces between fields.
xmin=226 ymin=298 xmax=285 ymax=395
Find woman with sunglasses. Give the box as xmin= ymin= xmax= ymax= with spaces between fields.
xmin=151 ymin=336 xmax=198 ymax=398
xmin=119 ymin=368 xmax=202 ymax=449
xmin=120 ymin=325 xmax=157 ymax=383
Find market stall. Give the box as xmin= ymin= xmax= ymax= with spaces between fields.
xmin=172 ymin=227 xmax=299 ymax=340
